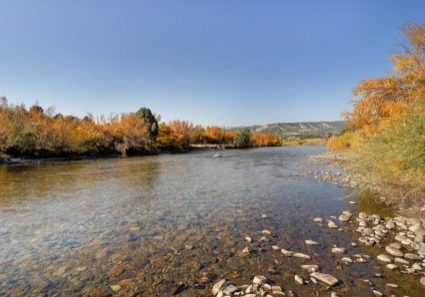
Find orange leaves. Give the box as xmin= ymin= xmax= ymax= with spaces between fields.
xmin=251 ymin=132 xmax=282 ymax=147
xmin=345 ymin=23 xmax=425 ymax=131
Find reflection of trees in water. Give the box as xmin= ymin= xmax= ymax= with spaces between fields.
xmin=0 ymin=156 xmax=163 ymax=206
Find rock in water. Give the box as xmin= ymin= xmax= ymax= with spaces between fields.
xmin=305 ymin=240 xmax=319 ymax=245
xmin=293 ymin=252 xmax=311 ymax=259
xmin=377 ymin=254 xmax=392 ymax=263
xmin=294 ymin=275 xmax=304 ymax=285
xmin=385 ymin=246 xmax=403 ymax=257
xmin=252 ymin=275 xmax=267 ymax=285
xmin=212 ymin=279 xmax=227 ymax=295
xmin=328 ymin=221 xmax=338 ymax=229
xmin=212 ymin=153 xmax=223 ymax=158
xmin=310 ymin=272 xmax=339 ymax=287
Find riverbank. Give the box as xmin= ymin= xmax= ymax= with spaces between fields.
xmin=309 ymin=151 xmax=425 ymax=219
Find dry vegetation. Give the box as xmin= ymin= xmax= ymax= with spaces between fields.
xmin=0 ymin=100 xmax=284 ymax=160
xmin=328 ymin=22 xmax=425 ymax=210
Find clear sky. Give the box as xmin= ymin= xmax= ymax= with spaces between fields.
xmin=1 ymin=1 xmax=424 ymax=126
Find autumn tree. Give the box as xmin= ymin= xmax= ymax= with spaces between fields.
xmin=345 ymin=22 xmax=425 ymax=132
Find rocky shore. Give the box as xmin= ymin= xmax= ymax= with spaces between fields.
xmin=211 ymin=152 xmax=425 ymax=297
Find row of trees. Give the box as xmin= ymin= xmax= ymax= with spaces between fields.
xmin=0 ymin=98 xmax=282 ymax=158
xmin=328 ymin=22 xmax=425 ymax=208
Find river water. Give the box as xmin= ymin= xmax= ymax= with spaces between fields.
xmin=0 ymin=146 xmax=421 ymax=296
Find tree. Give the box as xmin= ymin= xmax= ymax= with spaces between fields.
xmin=135 ymin=107 xmax=159 ymax=138
xmin=233 ymin=128 xmax=251 ymax=148
xmin=345 ymin=22 xmax=425 ymax=132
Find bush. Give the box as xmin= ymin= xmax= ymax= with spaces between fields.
xmin=327 ymin=133 xmax=353 ymax=151
xmin=233 ymin=128 xmax=251 ymax=148
xmin=352 ymin=105 xmax=425 ymax=207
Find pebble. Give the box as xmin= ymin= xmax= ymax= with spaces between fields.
xmin=110 ymin=285 xmax=122 ymax=292
xmin=405 ymin=253 xmax=422 ymax=260
xmin=394 ymin=257 xmax=409 ymax=265
xmin=313 ymin=217 xmax=323 ymax=223
xmin=377 ymin=254 xmax=392 ymax=263
xmin=328 ymin=221 xmax=338 ymax=229
xmin=331 ymin=246 xmax=346 ymax=254
xmin=212 ymin=279 xmax=227 ymax=295
xmin=386 ymin=263 xmax=398 ymax=270
xmin=294 ymin=274 xmax=304 ymax=285
xmin=310 ymin=272 xmax=339 ymax=287
xmin=281 ymin=249 xmax=293 ymax=256
xmin=305 ymin=239 xmax=319 ymax=245
xmin=293 ymin=252 xmax=311 ymax=259
xmin=385 ymin=245 xmax=404 ymax=257
xmin=252 ymin=275 xmax=267 ymax=285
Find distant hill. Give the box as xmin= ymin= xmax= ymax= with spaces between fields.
xmin=236 ymin=121 xmax=344 ymax=138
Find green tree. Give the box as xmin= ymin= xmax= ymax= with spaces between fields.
xmin=233 ymin=128 xmax=251 ymax=148
xmin=135 ymin=107 xmax=159 ymax=138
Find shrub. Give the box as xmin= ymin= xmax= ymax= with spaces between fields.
xmin=327 ymin=133 xmax=353 ymax=151
xmin=233 ymin=128 xmax=251 ymax=148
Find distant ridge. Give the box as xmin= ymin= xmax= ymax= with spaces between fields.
xmin=235 ymin=121 xmax=344 ymax=138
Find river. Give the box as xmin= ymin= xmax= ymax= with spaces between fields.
xmin=0 ymin=146 xmax=422 ymax=296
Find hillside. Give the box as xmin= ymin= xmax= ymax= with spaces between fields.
xmin=239 ymin=121 xmax=344 ymax=138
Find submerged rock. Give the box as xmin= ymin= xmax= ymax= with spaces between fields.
xmin=305 ymin=239 xmax=319 ymax=245
xmin=377 ymin=254 xmax=392 ymax=263
xmin=310 ymin=272 xmax=339 ymax=287
xmin=385 ymin=245 xmax=403 ymax=257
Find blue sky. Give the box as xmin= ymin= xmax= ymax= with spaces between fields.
xmin=1 ymin=1 xmax=424 ymax=126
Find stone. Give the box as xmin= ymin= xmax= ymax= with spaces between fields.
xmin=222 ymin=284 xmax=238 ymax=295
xmin=341 ymin=257 xmax=352 ymax=263
xmin=301 ymin=264 xmax=318 ymax=272
xmin=212 ymin=279 xmax=227 ymax=295
xmin=372 ymin=289 xmax=383 ymax=296
xmin=253 ymin=275 xmax=267 ymax=285
xmin=305 ymin=240 xmax=319 ymax=245
xmin=389 ymin=242 xmax=402 ymax=249
xmin=377 ymin=254 xmax=392 ymax=263
xmin=405 ymin=253 xmax=422 ymax=260
xmin=363 ymin=228 xmax=373 ymax=235
xmin=272 ymin=245 xmax=280 ymax=251
xmin=358 ymin=212 xmax=368 ymax=219
xmin=328 ymin=221 xmax=338 ymax=229
xmin=385 ymin=264 xmax=397 ymax=270
xmin=339 ymin=214 xmax=350 ymax=222
xmin=261 ymin=230 xmax=271 ymax=236
xmin=313 ymin=217 xmax=323 ymax=223
xmin=294 ymin=275 xmax=304 ymax=285
xmin=245 ymin=236 xmax=252 ymax=243
xmin=394 ymin=257 xmax=409 ymax=265
xmin=293 ymin=252 xmax=311 ymax=259
xmin=331 ymin=246 xmax=346 ymax=254
xmin=385 ymin=246 xmax=403 ymax=257
xmin=281 ymin=249 xmax=293 ymax=256
xmin=420 ymin=277 xmax=425 ymax=286
xmin=110 ymin=285 xmax=122 ymax=292
xmin=310 ymin=272 xmax=339 ymax=287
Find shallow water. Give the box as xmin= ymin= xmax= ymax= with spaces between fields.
xmin=0 ymin=146 xmax=421 ymax=296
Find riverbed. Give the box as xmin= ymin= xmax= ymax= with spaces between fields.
xmin=0 ymin=146 xmax=422 ymax=296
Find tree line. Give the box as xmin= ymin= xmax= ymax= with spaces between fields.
xmin=0 ymin=99 xmax=282 ymax=159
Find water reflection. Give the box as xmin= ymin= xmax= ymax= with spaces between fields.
xmin=0 ymin=147 xmax=421 ymax=296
